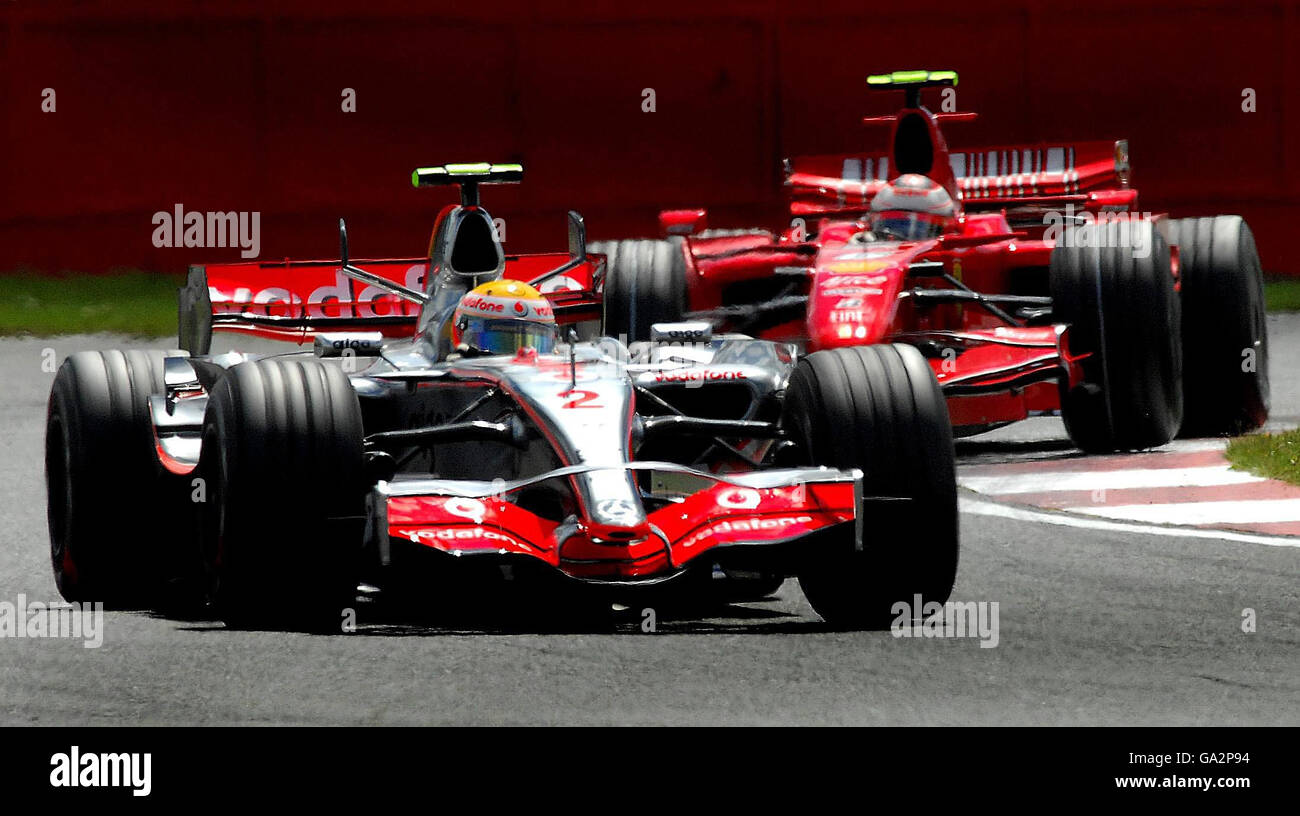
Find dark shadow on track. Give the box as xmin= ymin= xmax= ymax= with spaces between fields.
xmin=163 ymin=591 xmax=845 ymax=636
xmin=954 ymin=436 xmax=1085 ymax=468
xmin=954 ymin=438 xmax=1079 ymax=456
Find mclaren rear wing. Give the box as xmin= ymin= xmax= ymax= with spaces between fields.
xmin=178 ymin=251 xmax=603 ymax=354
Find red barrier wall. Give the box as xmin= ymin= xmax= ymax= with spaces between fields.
xmin=2 ymin=0 xmax=1298 ymax=274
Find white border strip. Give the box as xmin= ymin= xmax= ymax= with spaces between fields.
xmin=959 ymin=465 xmax=1261 ymax=494
xmin=1074 ymin=498 xmax=1300 ymax=524
xmin=960 ymin=496 xmax=1300 ymax=549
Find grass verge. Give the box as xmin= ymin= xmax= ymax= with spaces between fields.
xmin=0 ymin=271 xmax=1296 ymax=338
xmin=1226 ymin=429 xmax=1300 ymax=487
xmin=1264 ymin=279 xmax=1300 ymax=312
xmin=0 ymin=270 xmax=181 ymax=338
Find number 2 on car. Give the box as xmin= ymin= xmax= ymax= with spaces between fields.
xmin=558 ymin=389 xmax=601 ymax=409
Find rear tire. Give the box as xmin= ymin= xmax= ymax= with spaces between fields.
xmin=1162 ymin=215 xmax=1269 ymax=435
xmin=45 ymin=349 xmax=190 ymax=606
xmin=590 ymin=238 xmax=688 ymax=341
xmin=1050 ymin=218 xmax=1183 ymax=452
xmin=782 ymin=344 xmax=958 ymax=629
xmin=199 ymin=358 xmax=365 ymax=631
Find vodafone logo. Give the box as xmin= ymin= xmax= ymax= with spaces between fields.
xmin=404 ymin=528 xmax=521 ymax=548
xmin=718 ymin=488 xmax=761 ymax=510
xmin=652 ymin=369 xmax=747 ymax=383
xmin=538 ymin=275 xmax=582 ymax=293
xmin=443 ymin=497 xmax=487 ymax=525
xmin=460 ymin=295 xmax=506 ymax=314
xmin=597 ymin=498 xmax=640 ymax=523
xmin=459 ymin=294 xmax=552 ymax=320
xmin=680 ymin=515 xmax=814 ymax=549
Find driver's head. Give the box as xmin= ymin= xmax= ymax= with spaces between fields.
xmin=452 ymin=280 xmax=558 ymax=355
xmin=869 ymin=173 xmax=955 ymax=241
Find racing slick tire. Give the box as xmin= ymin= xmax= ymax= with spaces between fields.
xmin=1161 ymin=216 xmax=1269 ymax=436
xmin=782 ymin=344 xmax=958 ymax=629
xmin=199 ymin=358 xmax=365 ymax=632
xmin=46 ymin=349 xmax=192 ymax=606
xmin=591 ymin=238 xmax=688 ymax=342
xmin=1050 ymin=218 xmax=1183 ymax=452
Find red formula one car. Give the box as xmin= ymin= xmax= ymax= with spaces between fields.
xmin=593 ymin=70 xmax=1269 ymax=452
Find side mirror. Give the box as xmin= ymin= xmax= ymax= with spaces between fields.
xmin=567 ymin=210 xmax=587 ymax=260
xmin=336 ymin=218 xmax=428 ymax=305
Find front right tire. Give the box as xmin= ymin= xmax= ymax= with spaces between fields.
xmin=199 ymin=358 xmax=366 ymax=631
xmin=782 ymin=344 xmax=958 ymax=629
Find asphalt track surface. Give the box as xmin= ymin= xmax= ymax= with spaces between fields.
xmin=1 ymin=322 xmax=1297 ymax=726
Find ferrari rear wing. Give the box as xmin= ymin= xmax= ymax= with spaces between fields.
xmin=785 ymin=139 xmax=1137 ymax=217
xmin=178 ymin=251 xmax=603 ymax=354
xmin=787 ymin=68 xmax=1137 ymax=217
xmin=949 ymin=139 xmax=1134 ymax=209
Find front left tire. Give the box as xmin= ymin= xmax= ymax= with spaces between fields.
xmin=46 ymin=349 xmax=191 ymax=605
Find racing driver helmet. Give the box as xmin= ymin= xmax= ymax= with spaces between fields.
xmin=451 ymin=280 xmax=558 ymax=355
xmin=869 ymin=173 xmax=956 ymax=241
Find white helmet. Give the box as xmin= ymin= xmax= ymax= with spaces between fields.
xmin=869 ymin=173 xmax=956 ymax=240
